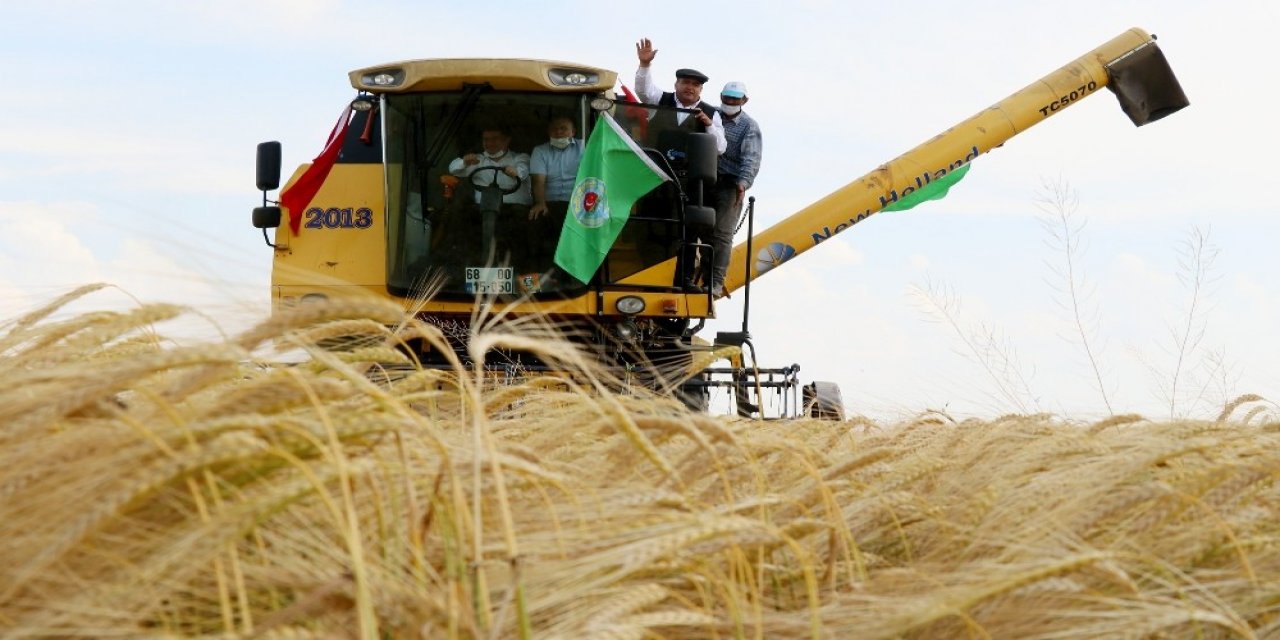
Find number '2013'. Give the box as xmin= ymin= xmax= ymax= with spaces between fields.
xmin=304 ymin=207 xmax=373 ymax=229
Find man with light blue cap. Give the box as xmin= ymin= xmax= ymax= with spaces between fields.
xmin=709 ymin=80 xmax=762 ymax=297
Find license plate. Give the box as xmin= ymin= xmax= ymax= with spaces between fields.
xmin=465 ymin=267 xmax=514 ymax=294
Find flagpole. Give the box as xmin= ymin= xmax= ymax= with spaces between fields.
xmin=742 ymin=196 xmax=754 ymax=335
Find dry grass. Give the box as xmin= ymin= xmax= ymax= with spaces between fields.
xmin=3 ymin=288 xmax=1279 ymax=639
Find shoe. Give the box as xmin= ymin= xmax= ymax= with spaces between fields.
xmin=682 ymin=281 xmax=706 ymax=293
xmin=710 ymin=283 xmax=725 ymax=298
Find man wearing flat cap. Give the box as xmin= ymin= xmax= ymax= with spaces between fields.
xmin=633 ymin=38 xmax=726 ymax=154
xmin=633 ymin=38 xmax=728 ymax=292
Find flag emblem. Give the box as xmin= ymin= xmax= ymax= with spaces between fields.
xmin=553 ymin=113 xmax=669 ymax=283
xmin=570 ymin=177 xmax=610 ymax=229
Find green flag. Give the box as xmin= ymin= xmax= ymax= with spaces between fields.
xmin=882 ymin=163 xmax=972 ymax=212
xmin=554 ymin=113 xmax=669 ymax=283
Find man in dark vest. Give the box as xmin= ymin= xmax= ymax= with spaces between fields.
xmin=633 ymin=38 xmax=726 ymax=155
xmin=633 ymin=37 xmax=726 ymax=291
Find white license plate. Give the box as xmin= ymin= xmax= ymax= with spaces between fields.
xmin=465 ymin=267 xmax=514 ymax=294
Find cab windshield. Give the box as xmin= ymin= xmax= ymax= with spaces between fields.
xmin=383 ymin=90 xmax=699 ymax=299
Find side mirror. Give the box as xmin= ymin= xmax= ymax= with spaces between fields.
xmin=684 ymin=132 xmax=718 ymax=183
xmin=256 ymin=141 xmax=282 ymax=191
xmin=253 ymin=206 xmax=282 ymax=229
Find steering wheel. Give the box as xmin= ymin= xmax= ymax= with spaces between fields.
xmin=467 ymin=166 xmax=523 ymax=195
xmin=464 ymin=166 xmax=524 ymax=269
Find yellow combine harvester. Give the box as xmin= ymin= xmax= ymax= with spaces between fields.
xmin=251 ymin=28 xmax=1187 ymax=418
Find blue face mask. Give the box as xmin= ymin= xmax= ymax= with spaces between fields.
xmin=549 ymin=137 xmax=572 ymax=149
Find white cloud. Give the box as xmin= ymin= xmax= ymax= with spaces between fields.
xmin=0 ymin=201 xmax=267 ymax=338
xmin=806 ymin=237 xmax=864 ymax=267
xmin=0 ymin=125 xmax=246 ymax=196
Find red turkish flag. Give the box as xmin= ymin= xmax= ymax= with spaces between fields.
xmin=280 ymin=104 xmax=354 ymax=233
xmin=619 ymin=84 xmax=648 ymax=141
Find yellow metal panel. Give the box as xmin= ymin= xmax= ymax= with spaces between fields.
xmin=271 ymin=164 xmax=387 ymax=290
xmin=615 ymin=260 xmax=676 ymax=288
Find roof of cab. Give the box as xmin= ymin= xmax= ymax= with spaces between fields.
xmin=348 ymin=58 xmax=617 ymax=93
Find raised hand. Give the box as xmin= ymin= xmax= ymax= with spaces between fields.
xmin=636 ymin=38 xmax=657 ymax=66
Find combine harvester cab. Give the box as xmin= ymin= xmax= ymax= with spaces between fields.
xmin=251 ymin=30 xmax=1186 ymax=420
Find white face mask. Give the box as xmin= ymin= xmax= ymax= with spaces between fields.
xmin=720 ymin=104 xmax=742 ymax=116
xmin=483 ymin=149 xmax=507 ymax=160
xmin=549 ymin=137 xmax=572 ymax=149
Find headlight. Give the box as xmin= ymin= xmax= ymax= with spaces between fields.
xmin=615 ymin=319 xmax=639 ymax=342
xmin=361 ymin=69 xmax=404 ymax=87
xmin=590 ymin=96 xmax=615 ymax=112
xmin=549 ymin=68 xmax=599 ymax=87
xmin=616 ymin=295 xmax=645 ymax=315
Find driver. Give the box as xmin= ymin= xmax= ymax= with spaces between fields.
xmin=448 ymin=125 xmax=533 ymax=209
xmin=447 ymin=125 xmax=532 ymax=269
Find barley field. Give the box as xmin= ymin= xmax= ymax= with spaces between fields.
xmin=3 ymin=287 xmax=1279 ymax=639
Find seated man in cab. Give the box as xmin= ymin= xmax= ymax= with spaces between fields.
xmin=448 ymin=125 xmax=532 ymax=207
xmin=448 ymin=125 xmax=532 ymax=266
xmin=528 ymin=115 xmax=583 ymax=268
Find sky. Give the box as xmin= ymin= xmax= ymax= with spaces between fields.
xmin=2 ymin=0 xmax=1277 ymax=422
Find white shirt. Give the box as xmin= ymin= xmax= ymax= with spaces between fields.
xmin=633 ymin=66 xmax=727 ymax=154
xmin=448 ymin=150 xmax=532 ymax=205
xmin=530 ymin=139 xmax=583 ymax=202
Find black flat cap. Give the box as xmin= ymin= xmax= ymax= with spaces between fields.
xmin=675 ymin=68 xmax=709 ymax=84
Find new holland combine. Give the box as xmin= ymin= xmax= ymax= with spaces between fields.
xmin=252 ymin=28 xmax=1187 ymax=418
